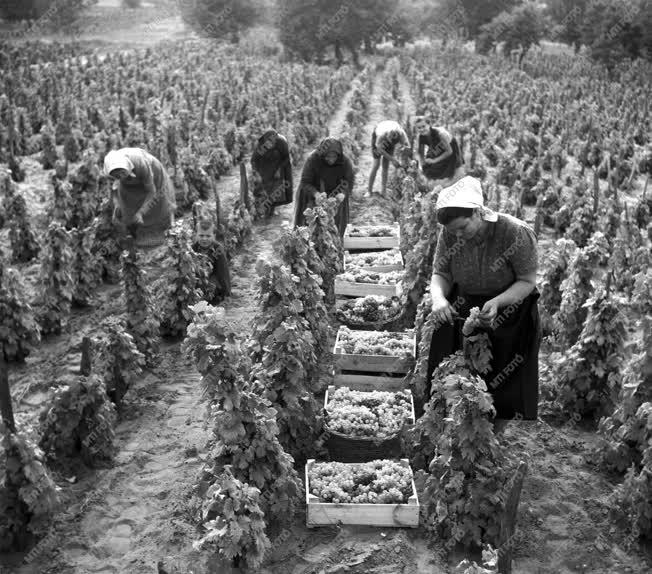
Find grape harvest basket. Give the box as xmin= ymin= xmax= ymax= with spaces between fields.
xmin=323 ymin=386 xmax=415 ymax=462
xmin=305 ymin=459 xmax=420 ymax=528
xmin=343 ymin=222 xmax=400 ymax=250
xmin=333 ymin=327 xmax=416 ymax=373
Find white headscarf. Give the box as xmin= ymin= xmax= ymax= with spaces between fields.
xmin=103 ymin=149 xmax=134 ymax=176
xmin=436 ymin=176 xmax=498 ymax=222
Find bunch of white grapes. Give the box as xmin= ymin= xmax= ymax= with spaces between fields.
xmin=309 ymin=460 xmax=413 ymax=504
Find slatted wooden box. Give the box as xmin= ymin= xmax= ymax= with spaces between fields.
xmin=305 ymin=459 xmax=420 ymax=528
xmin=344 ymin=248 xmax=403 ymax=273
xmin=343 ymin=222 xmax=400 ymax=250
xmin=323 ymin=386 xmax=416 ymax=462
xmin=332 ymin=372 xmax=407 ymax=392
xmin=333 ymin=327 xmax=416 ymax=374
xmin=334 ymin=278 xmax=401 ymax=298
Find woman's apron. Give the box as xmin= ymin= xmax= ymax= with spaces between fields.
xmin=423 ymin=284 xmax=541 ymax=420
xmin=118 ymin=172 xmax=175 ymax=248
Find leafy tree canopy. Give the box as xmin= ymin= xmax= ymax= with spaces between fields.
xmin=181 ymin=0 xmax=260 ymax=42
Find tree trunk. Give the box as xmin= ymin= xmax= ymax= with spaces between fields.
xmin=346 ymin=42 xmax=361 ymax=69
xmin=363 ymin=37 xmax=373 ymax=54
xmin=334 ymin=40 xmax=344 ymax=67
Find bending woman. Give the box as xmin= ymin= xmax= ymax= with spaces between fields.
xmin=104 ymin=147 xmax=176 ymax=247
xmin=415 ymin=116 xmax=464 ymax=184
xmin=293 ymin=137 xmax=354 ymax=237
xmin=250 ymin=129 xmax=293 ymax=218
xmin=426 ymin=176 xmax=541 ymax=420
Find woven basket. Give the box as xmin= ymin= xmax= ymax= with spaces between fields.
xmin=325 ymin=427 xmax=405 ymax=462
xmin=323 ymin=387 xmax=415 ymax=463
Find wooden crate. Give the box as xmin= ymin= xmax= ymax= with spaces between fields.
xmin=333 ymin=372 xmax=406 ymax=392
xmin=333 ymin=328 xmax=415 ymax=374
xmin=334 ymin=278 xmax=400 ymax=298
xmin=344 ymin=249 xmax=403 ymax=273
xmin=305 ymin=459 xmax=419 ymax=528
xmin=343 ymin=223 xmax=400 ymax=250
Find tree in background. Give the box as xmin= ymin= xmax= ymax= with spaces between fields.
xmin=545 ymin=0 xmax=652 ymax=64
xmin=545 ymin=0 xmax=589 ymax=51
xmin=478 ymin=2 xmax=549 ymax=58
xmin=1 ymin=0 xmax=87 ymax=25
xmin=580 ymin=0 xmax=646 ymax=66
xmin=433 ymin=0 xmax=520 ymax=39
xmin=278 ymin=0 xmax=402 ymax=64
xmin=181 ymin=0 xmax=260 ymax=42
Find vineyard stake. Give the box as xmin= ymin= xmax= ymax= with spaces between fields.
xmin=0 ymin=359 xmax=17 ymax=433
xmin=497 ymin=460 xmax=528 ymax=574
xmin=80 ymin=336 xmax=92 ymax=376
xmin=239 ymin=162 xmax=250 ymax=210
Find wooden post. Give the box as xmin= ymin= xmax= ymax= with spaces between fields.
xmin=80 ymin=336 xmax=92 ymax=376
xmin=497 ymin=460 xmax=528 ymax=574
xmin=592 ymin=169 xmax=600 ymax=215
xmin=239 ymin=162 xmax=249 ymax=210
xmin=0 ymin=359 xmax=16 ymax=433
xmin=534 ymin=202 xmax=543 ymax=237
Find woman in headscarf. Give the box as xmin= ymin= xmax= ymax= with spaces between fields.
xmin=104 ymin=147 xmax=176 ymax=247
xmin=425 ymin=176 xmax=541 ymax=421
xmin=293 ymin=137 xmax=354 ymax=237
xmin=250 ymin=129 xmax=293 ymax=218
xmin=414 ymin=116 xmax=464 ymax=184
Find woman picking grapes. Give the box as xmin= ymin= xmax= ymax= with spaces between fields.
xmin=293 ymin=137 xmax=354 ymax=237
xmin=366 ymin=119 xmax=409 ymax=198
xmin=104 ymin=147 xmax=176 ymax=247
xmin=414 ymin=116 xmax=464 ymax=185
xmin=250 ymin=129 xmax=293 ymax=218
xmin=426 ymin=176 xmax=541 ymax=420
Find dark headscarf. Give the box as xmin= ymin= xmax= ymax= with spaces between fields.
xmin=316 ymin=137 xmax=344 ymax=165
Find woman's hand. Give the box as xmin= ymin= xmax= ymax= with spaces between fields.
xmin=430 ymin=296 xmax=459 ymax=325
xmin=479 ymin=299 xmax=500 ymax=327
xmin=112 ymin=207 xmax=121 ymax=223
xmin=132 ymin=212 xmax=144 ymax=226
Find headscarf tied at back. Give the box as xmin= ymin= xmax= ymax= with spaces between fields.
xmin=104 ymin=149 xmax=135 ymax=176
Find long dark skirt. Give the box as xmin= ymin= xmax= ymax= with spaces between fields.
xmin=424 ymin=285 xmax=541 ymax=420
xmin=422 ymin=139 xmax=464 ymax=180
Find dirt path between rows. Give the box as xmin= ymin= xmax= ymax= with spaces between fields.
xmin=2 ymin=70 xmax=369 ymax=574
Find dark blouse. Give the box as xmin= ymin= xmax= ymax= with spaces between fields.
xmin=433 ymin=213 xmax=538 ymax=296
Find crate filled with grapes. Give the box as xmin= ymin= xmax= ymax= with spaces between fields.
xmin=324 ymin=386 xmax=415 ymax=462
xmin=343 ymin=223 xmax=400 ymax=250
xmin=333 ymin=326 xmax=415 ymax=373
xmin=335 ymin=295 xmax=403 ymax=331
xmin=305 ymin=459 xmax=419 ymax=527
xmin=335 ymin=267 xmax=403 ymax=298
xmin=344 ymin=247 xmax=404 ymax=273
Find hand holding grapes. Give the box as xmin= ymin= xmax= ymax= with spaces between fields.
xmin=479 ymin=299 xmax=499 ymax=328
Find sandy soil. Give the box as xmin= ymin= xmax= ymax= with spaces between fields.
xmin=1 ymin=15 xmax=652 ymax=574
